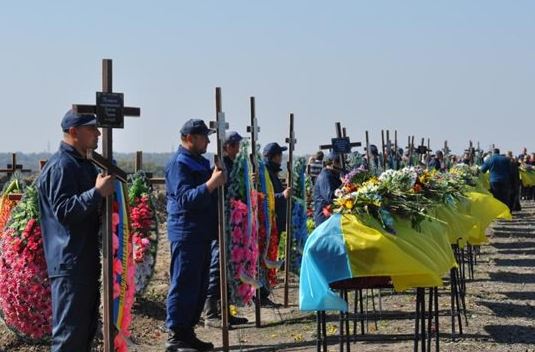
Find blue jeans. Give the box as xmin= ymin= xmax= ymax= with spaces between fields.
xmin=50 ymin=277 xmax=99 ymax=352
xmin=166 ymin=240 xmax=211 ymax=330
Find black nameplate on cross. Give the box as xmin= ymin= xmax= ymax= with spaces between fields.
xmin=319 ymin=122 xmax=361 ymax=169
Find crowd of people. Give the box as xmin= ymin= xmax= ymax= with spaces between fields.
xmin=38 ymin=111 xmax=295 ymax=352
xmin=34 ymin=109 xmax=534 ymax=351
xmin=307 ymin=144 xmax=535 ymax=223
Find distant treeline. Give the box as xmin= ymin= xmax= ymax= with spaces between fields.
xmin=0 ymin=152 xmax=175 ymax=178
xmin=0 ymin=151 xmax=307 ymax=181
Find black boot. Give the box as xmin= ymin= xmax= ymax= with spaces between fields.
xmin=166 ymin=329 xmax=198 ymax=352
xmin=166 ymin=328 xmax=214 ymax=352
xmin=187 ymin=331 xmax=214 ymax=352
xmin=203 ymin=297 xmax=221 ymax=328
xmin=229 ymin=314 xmax=249 ymax=325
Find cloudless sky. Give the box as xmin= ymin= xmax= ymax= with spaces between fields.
xmin=1 ymin=1 xmax=534 ymax=156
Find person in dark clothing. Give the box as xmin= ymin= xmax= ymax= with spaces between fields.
xmin=307 ymin=150 xmax=324 ymax=184
xmin=365 ymin=144 xmax=382 ymax=175
xmin=204 ymin=131 xmax=248 ymax=328
xmin=313 ymin=152 xmax=343 ymax=226
xmin=507 ymin=152 xmax=521 ymax=211
xmin=37 ymin=110 xmax=115 ymax=352
xmin=428 ymin=151 xmax=446 ymax=171
xmin=165 ymin=119 xmax=225 ymax=352
xmin=480 ymin=148 xmax=512 ymax=209
xmin=263 ymin=142 xmax=292 ymax=238
xmin=260 ymin=142 xmax=291 ymax=305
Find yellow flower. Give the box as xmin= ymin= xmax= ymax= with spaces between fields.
xmin=344 ymin=199 xmax=354 ymax=209
xmin=367 ymin=177 xmax=380 ymax=186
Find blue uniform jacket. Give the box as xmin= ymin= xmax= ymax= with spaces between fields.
xmin=481 ymin=154 xmax=511 ymax=184
xmin=165 ymin=146 xmax=217 ymax=242
xmin=37 ymin=142 xmax=102 ymax=282
xmin=265 ymin=159 xmax=287 ymax=234
xmin=313 ymin=168 xmax=342 ymax=226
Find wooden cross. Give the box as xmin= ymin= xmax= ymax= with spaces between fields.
xmin=133 ymin=151 xmax=165 ymax=185
xmin=283 ymin=113 xmax=296 ymax=307
xmin=442 ymin=140 xmax=451 ymax=156
xmin=381 ymin=130 xmax=386 ymax=170
xmin=415 ymin=138 xmax=430 ymax=164
xmin=406 ymin=135 xmax=416 ymax=166
xmin=393 ymin=130 xmax=399 ymax=169
xmin=209 ymin=87 xmax=230 ymax=352
xmin=319 ymin=122 xmax=361 ymax=170
xmin=0 ymin=153 xmax=32 ymax=178
xmin=464 ymin=140 xmax=475 ymax=165
xmin=246 ymin=96 xmax=263 ymax=328
xmin=365 ymin=130 xmax=371 ymax=170
xmin=6 ymin=157 xmax=45 ymax=202
xmin=72 ymin=58 xmax=140 ymax=352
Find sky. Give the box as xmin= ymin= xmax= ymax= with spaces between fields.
xmin=0 ymin=1 xmax=534 ymax=156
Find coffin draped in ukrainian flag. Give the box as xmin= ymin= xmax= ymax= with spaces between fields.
xmin=434 ymin=172 xmax=511 ymax=247
xmin=299 ymin=212 xmax=456 ymax=312
xmin=464 ymin=173 xmax=511 ymax=244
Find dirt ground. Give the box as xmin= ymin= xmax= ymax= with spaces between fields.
xmin=2 ymin=200 xmax=535 ymax=352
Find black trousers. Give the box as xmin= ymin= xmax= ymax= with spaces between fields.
xmin=490 ymin=182 xmax=511 ymax=210
xmin=50 ymin=277 xmax=99 ymax=352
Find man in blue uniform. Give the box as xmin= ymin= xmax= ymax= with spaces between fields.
xmin=313 ymin=152 xmax=343 ymax=226
xmin=165 ymin=119 xmax=225 ymax=352
xmin=480 ymin=148 xmax=512 ymax=209
xmin=37 ymin=110 xmax=115 ymax=351
xmin=204 ymin=131 xmax=248 ymax=328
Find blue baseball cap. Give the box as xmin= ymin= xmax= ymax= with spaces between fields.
xmin=180 ymin=119 xmax=215 ymax=136
xmin=225 ymin=131 xmax=243 ymax=145
xmin=263 ymin=142 xmax=287 ymax=157
xmin=61 ymin=109 xmax=97 ymax=131
xmin=325 ymin=151 xmax=341 ymax=162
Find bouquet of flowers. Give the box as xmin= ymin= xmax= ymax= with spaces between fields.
xmin=226 ymin=141 xmax=260 ymax=305
xmin=450 ymin=163 xmax=479 ymax=187
xmin=128 ymin=171 xmax=159 ymax=295
xmin=0 ymin=184 xmax=51 ymax=341
xmin=257 ymin=158 xmax=281 ymax=289
xmin=0 ymin=172 xmax=25 ymax=235
xmin=334 ymin=167 xmax=441 ymax=232
xmin=278 ymin=157 xmax=308 ymax=274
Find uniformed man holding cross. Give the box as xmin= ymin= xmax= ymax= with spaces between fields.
xmin=165 ymin=118 xmax=225 ymax=352
xmin=37 ymin=109 xmax=115 ymax=351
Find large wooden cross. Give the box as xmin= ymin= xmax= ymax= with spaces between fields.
xmin=283 ymin=113 xmax=296 ymax=307
xmin=465 ymin=140 xmax=475 ymax=165
xmin=133 ymin=151 xmax=165 ymax=185
xmin=246 ymin=97 xmax=263 ymax=328
xmin=406 ymin=135 xmax=415 ymax=166
xmin=72 ymin=58 xmax=140 ymax=352
xmin=319 ymin=122 xmax=361 ymax=170
xmin=0 ymin=153 xmax=32 ymax=178
xmin=381 ymin=130 xmax=387 ymax=170
xmin=209 ymin=87 xmax=230 ymax=352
